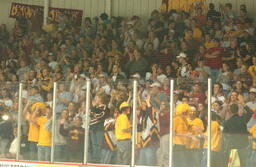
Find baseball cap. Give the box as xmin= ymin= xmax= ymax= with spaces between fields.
xmin=79 ymin=74 xmax=87 ymax=79
xmin=176 ymin=52 xmax=187 ymax=59
xmin=189 ymin=106 xmax=196 ymax=112
xmin=131 ymin=73 xmax=141 ymax=79
xmin=60 ymin=44 xmax=66 ymax=48
xmin=31 ymin=102 xmax=47 ymax=112
xmin=150 ymin=82 xmax=161 ymax=88
xmin=119 ymin=101 xmax=130 ymax=110
xmin=98 ymin=73 xmax=106 ymax=78
xmin=249 ymin=88 xmax=256 ymax=93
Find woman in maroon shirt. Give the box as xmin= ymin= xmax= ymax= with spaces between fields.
xmin=157 ymin=101 xmax=170 ymax=166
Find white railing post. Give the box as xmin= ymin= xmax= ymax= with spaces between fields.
xmin=131 ymin=80 xmax=138 ymax=167
xmin=50 ymin=82 xmax=57 ymax=163
xmin=43 ymin=0 xmax=49 ymax=26
xmin=16 ymin=83 xmax=23 ymax=160
xmin=83 ymin=79 xmax=91 ymax=164
xmin=169 ymin=79 xmax=174 ymax=167
xmin=207 ymin=78 xmax=212 ymax=167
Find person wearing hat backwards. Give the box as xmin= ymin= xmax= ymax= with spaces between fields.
xmin=173 ymin=103 xmax=190 ymax=167
xmin=115 ymin=101 xmax=132 ymax=165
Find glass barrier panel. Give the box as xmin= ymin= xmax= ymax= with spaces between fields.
xmin=52 ymin=81 xmax=83 ymax=163
xmin=0 ymin=82 xmax=19 ymax=160
xmin=134 ymin=78 xmax=169 ymax=167
xmin=87 ymin=78 xmax=131 ymax=166
xmin=209 ymin=79 xmax=254 ymax=167
xmin=19 ymin=81 xmax=53 ymax=162
xmin=169 ymin=79 xmax=208 ymax=167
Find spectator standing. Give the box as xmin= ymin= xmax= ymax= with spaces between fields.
xmin=137 ymin=95 xmax=160 ymax=166
xmin=0 ymin=113 xmax=13 ymax=157
xmin=157 ymin=100 xmax=169 ymax=167
xmin=201 ymin=112 xmax=223 ymax=167
xmin=248 ymin=119 xmax=256 ymax=167
xmin=173 ymin=103 xmax=190 ymax=167
xmin=115 ymin=102 xmax=132 ymax=165
xmin=60 ymin=116 xmax=84 ymax=162
xmin=89 ymin=94 xmax=110 ymax=163
xmin=23 ymin=102 xmax=47 ymax=160
xmin=186 ymin=107 xmax=204 ymax=167
xmin=100 ymin=110 xmax=118 ymax=164
xmin=55 ymin=83 xmax=73 ymax=114
xmin=31 ymin=106 xmax=52 ymax=161
xmin=223 ymin=104 xmax=249 ymax=167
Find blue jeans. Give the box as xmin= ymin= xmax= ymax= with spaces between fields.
xmin=28 ymin=141 xmax=38 ymax=160
xmin=100 ymin=148 xmax=114 ymax=164
xmin=247 ymin=150 xmax=256 ymax=167
xmin=138 ymin=146 xmax=157 ymax=166
xmin=187 ymin=149 xmax=203 ymax=167
xmin=173 ymin=145 xmax=187 ymax=167
xmin=116 ymin=140 xmax=131 ymax=165
xmin=210 ymin=69 xmax=219 ymax=83
xmin=89 ymin=129 xmax=104 ymax=163
xmin=38 ymin=146 xmax=51 ymax=161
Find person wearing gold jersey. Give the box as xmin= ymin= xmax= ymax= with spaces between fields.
xmin=173 ymin=103 xmax=190 ymax=167
xmin=115 ymin=102 xmax=132 ymax=165
xmin=248 ymin=56 xmax=256 ymax=87
xmin=201 ymin=112 xmax=223 ymax=167
xmin=248 ymin=124 xmax=256 ymax=167
xmin=23 ymin=101 xmax=47 ymax=160
xmin=31 ymin=106 xmax=52 ymax=161
xmin=186 ymin=106 xmax=204 ymax=167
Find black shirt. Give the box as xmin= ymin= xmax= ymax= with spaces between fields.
xmin=223 ymin=114 xmax=249 ymax=149
xmin=90 ymin=105 xmax=109 ymax=131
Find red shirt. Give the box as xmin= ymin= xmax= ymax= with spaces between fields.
xmin=206 ymin=47 xmax=223 ymax=69
xmin=191 ymin=92 xmax=206 ymax=104
xmin=195 ymin=16 xmax=207 ymax=25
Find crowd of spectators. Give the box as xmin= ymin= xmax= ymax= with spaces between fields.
xmin=0 ymin=2 xmax=256 ymax=167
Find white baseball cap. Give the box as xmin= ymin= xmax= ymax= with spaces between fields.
xmin=176 ymin=52 xmax=187 ymax=59
xmin=150 ymin=82 xmax=161 ymax=88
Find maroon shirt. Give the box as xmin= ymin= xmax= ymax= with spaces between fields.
xmin=159 ymin=111 xmax=170 ymax=136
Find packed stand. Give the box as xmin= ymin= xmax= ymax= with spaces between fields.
xmin=0 ymin=2 xmax=256 ymax=167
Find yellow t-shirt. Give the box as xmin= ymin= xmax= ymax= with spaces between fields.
xmin=168 ymin=0 xmax=205 ymax=12
xmin=173 ymin=116 xmax=189 ymax=145
xmin=248 ymin=65 xmax=256 ymax=87
xmin=107 ymin=50 xmax=121 ymax=57
xmin=193 ymin=28 xmax=203 ymax=41
xmin=187 ymin=118 xmax=204 ymax=149
xmin=37 ymin=116 xmax=52 ymax=146
xmin=42 ymin=24 xmax=55 ymax=33
xmin=249 ymin=125 xmax=256 ymax=150
xmin=28 ymin=123 xmax=39 ymax=142
xmin=204 ymin=41 xmax=215 ymax=49
xmin=115 ymin=114 xmax=131 ymax=140
xmin=204 ymin=121 xmax=222 ymax=152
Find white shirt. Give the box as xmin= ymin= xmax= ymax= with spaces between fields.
xmin=157 ymin=74 xmax=167 ymax=83
xmin=212 ymin=95 xmax=225 ymax=103
xmin=0 ymin=99 xmax=13 ymax=107
xmin=9 ymin=137 xmax=18 ymax=154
